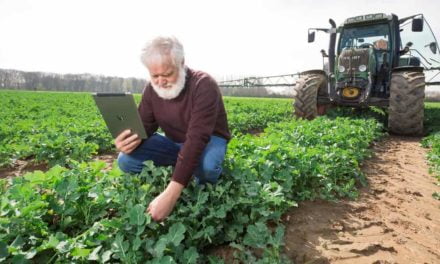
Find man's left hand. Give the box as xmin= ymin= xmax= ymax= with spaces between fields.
xmin=147 ymin=181 xmax=184 ymax=221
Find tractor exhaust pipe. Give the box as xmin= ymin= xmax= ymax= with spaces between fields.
xmin=328 ymin=19 xmax=337 ymax=74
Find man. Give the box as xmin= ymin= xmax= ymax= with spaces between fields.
xmin=116 ymin=36 xmax=230 ymax=221
xmin=373 ymin=39 xmax=388 ymax=50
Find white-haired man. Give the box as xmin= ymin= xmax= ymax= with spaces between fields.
xmin=115 ymin=36 xmax=230 ymax=221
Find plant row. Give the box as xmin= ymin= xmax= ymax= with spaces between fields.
xmin=421 ymin=102 xmax=440 ymax=200
xmin=0 ymin=91 xmax=292 ymax=168
xmin=0 ymin=91 xmax=113 ymax=168
xmin=0 ymin=115 xmax=383 ymax=263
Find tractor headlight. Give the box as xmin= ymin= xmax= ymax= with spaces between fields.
xmin=358 ymin=64 xmax=367 ymax=72
xmin=338 ymin=65 xmax=345 ymax=72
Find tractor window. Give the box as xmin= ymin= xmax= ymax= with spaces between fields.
xmin=400 ymin=18 xmax=440 ymax=70
xmin=339 ymin=24 xmax=390 ymax=52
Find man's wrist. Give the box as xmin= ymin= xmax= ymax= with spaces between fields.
xmin=165 ymin=180 xmax=184 ymax=201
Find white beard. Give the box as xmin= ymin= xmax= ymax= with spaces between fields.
xmin=151 ymin=67 xmax=187 ymax=100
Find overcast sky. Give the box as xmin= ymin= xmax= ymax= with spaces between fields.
xmin=1 ymin=0 xmax=439 ymax=81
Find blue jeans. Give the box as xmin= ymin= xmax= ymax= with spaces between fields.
xmin=117 ymin=134 xmax=228 ymax=184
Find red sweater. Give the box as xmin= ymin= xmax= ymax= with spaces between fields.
xmin=138 ymin=67 xmax=230 ymax=186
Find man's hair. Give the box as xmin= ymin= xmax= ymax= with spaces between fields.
xmin=140 ymin=36 xmax=185 ymax=68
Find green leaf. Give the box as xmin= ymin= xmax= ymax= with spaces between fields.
xmin=56 ymin=241 xmax=72 ymax=254
xmin=129 ymin=204 xmax=146 ymax=226
xmin=195 ymin=191 xmax=209 ymax=205
xmin=272 ymin=225 xmax=285 ymax=246
xmin=10 ymin=236 xmax=25 ymax=249
xmin=11 ymin=254 xmax=29 ymax=264
xmin=24 ymin=249 xmax=37 ymax=259
xmin=71 ymin=247 xmax=91 ymax=258
xmin=0 ymin=241 xmax=8 ymax=259
xmin=90 ymin=160 xmax=106 ymax=172
xmin=132 ymin=236 xmax=142 ymax=251
xmin=101 ymin=250 xmax=112 ymax=263
xmin=167 ymin=223 xmax=186 ymax=247
xmin=88 ymin=245 xmax=102 ymax=261
xmin=206 ymin=255 xmax=224 ymax=264
xmin=45 ymin=235 xmax=59 ymax=249
xmin=24 ymin=170 xmax=47 ymax=184
xmin=148 ymin=255 xmax=176 ymax=264
xmin=194 ymin=226 xmax=215 ymax=242
xmin=136 ymin=225 xmax=146 ymax=236
xmin=243 ymin=222 xmax=269 ymax=248
xmin=20 ymin=200 xmax=48 ymax=216
xmin=111 ymin=234 xmax=129 ymax=260
xmin=182 ymin=247 xmax=199 ymax=264
xmin=153 ymin=237 xmax=168 ymax=258
xmin=213 ymin=206 xmax=226 ymax=218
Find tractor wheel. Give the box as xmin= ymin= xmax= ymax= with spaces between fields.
xmin=293 ymin=73 xmax=326 ymax=119
xmin=388 ymin=70 xmax=425 ymax=135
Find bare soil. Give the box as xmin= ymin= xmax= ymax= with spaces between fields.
xmin=0 ymin=160 xmax=48 ymax=179
xmin=92 ymin=152 xmax=118 ymax=171
xmin=0 ymin=153 xmax=117 ymax=179
xmin=283 ymin=136 xmax=440 ymax=264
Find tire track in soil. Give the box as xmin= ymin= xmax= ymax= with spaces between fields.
xmin=0 ymin=153 xmax=118 ymax=179
xmin=283 ymin=136 xmax=440 ymax=264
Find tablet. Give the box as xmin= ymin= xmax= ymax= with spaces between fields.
xmin=92 ymin=92 xmax=148 ymax=139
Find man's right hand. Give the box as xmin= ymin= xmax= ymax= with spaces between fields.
xmin=115 ymin=129 xmax=142 ymax=154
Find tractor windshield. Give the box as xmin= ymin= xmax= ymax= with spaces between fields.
xmin=338 ymin=23 xmax=390 ymax=52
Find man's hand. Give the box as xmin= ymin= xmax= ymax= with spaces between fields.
xmin=115 ymin=129 xmax=142 ymax=154
xmin=147 ymin=181 xmax=184 ymax=221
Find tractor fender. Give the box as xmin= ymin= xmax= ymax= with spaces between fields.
xmin=392 ymin=66 xmax=424 ymax=73
xmin=299 ymin=69 xmax=327 ymax=76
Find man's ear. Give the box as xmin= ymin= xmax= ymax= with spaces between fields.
xmin=181 ymin=59 xmax=185 ymax=67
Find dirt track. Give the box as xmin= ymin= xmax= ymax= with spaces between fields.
xmin=283 ymin=136 xmax=440 ymax=264
xmin=0 ymin=153 xmax=117 ymax=179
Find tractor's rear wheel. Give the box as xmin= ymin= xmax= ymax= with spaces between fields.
xmin=388 ymin=70 xmax=425 ymax=135
xmin=293 ymin=73 xmax=326 ymax=119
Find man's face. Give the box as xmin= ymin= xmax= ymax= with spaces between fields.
xmin=148 ymin=59 xmax=180 ymax=89
xmin=374 ymin=39 xmax=388 ymax=50
xmin=147 ymin=57 xmax=186 ymax=100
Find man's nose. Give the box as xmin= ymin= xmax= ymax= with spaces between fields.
xmin=158 ymin=77 xmax=167 ymax=86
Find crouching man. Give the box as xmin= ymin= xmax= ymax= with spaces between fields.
xmin=115 ymin=36 xmax=230 ymax=221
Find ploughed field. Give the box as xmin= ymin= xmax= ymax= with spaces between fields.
xmin=0 ymin=90 xmax=439 ymax=263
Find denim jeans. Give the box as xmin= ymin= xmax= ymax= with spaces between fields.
xmin=117 ymin=133 xmax=227 ymax=184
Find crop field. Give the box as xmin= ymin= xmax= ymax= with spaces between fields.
xmin=422 ymin=102 xmax=440 ymax=200
xmin=0 ymin=91 xmax=292 ymax=169
xmin=0 ymin=90 xmax=439 ymax=263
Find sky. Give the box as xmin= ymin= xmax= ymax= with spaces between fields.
xmin=1 ymin=0 xmax=440 ymax=81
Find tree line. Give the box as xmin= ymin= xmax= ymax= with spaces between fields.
xmin=0 ymin=69 xmax=146 ymax=93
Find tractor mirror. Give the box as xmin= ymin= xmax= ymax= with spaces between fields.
xmin=308 ymin=31 xmax=315 ymax=43
xmin=412 ymin=18 xmax=423 ymax=32
xmin=429 ymin=42 xmax=437 ymax=54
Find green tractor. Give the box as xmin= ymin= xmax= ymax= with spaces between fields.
xmin=294 ymin=13 xmax=440 ymax=135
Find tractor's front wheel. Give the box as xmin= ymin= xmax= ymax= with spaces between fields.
xmin=388 ymin=70 xmax=425 ymax=135
xmin=293 ymin=73 xmax=326 ymax=119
